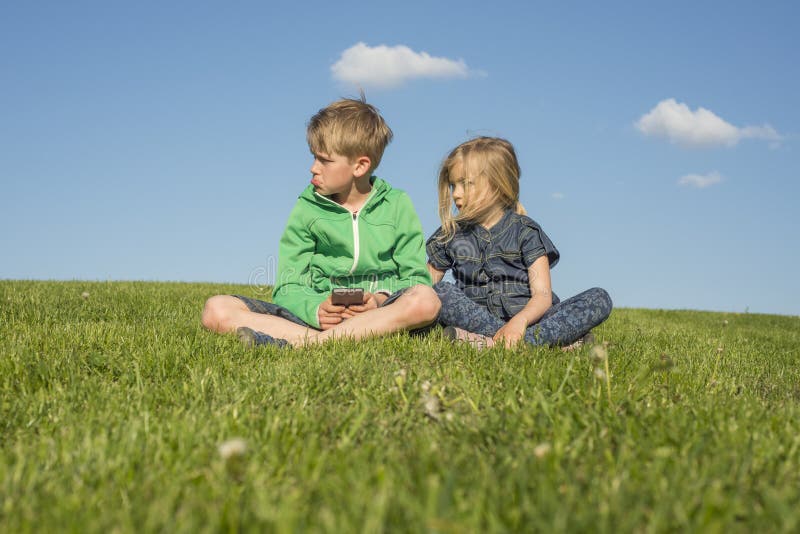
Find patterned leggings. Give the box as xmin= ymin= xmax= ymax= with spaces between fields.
xmin=434 ymin=282 xmax=613 ymax=346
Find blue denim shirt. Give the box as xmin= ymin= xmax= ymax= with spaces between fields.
xmin=426 ymin=209 xmax=560 ymax=321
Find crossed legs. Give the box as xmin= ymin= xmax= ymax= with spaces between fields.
xmin=434 ymin=281 xmax=612 ymax=346
xmin=202 ymin=285 xmax=441 ymax=347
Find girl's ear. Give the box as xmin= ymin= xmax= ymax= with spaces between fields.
xmin=352 ymin=156 xmax=372 ymax=177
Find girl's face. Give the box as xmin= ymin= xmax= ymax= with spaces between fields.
xmin=449 ymin=163 xmax=475 ymax=211
xmin=447 ymin=161 xmax=478 ymax=212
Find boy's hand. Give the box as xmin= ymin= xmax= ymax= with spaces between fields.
xmin=493 ymin=316 xmax=527 ymax=348
xmin=340 ymin=292 xmax=384 ymax=318
xmin=318 ymin=298 xmax=346 ymax=330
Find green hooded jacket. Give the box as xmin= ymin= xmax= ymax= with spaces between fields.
xmin=272 ymin=177 xmax=431 ymax=328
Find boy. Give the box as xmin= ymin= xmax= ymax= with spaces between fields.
xmin=202 ymin=98 xmax=439 ymax=347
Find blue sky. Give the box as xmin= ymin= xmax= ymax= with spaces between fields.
xmin=2 ymin=1 xmax=798 ymax=316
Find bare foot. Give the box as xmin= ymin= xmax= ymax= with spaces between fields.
xmin=561 ymin=331 xmax=596 ymax=352
xmin=443 ymin=326 xmax=495 ymax=350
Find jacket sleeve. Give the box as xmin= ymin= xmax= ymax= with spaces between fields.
xmin=271 ymin=202 xmax=328 ymax=329
xmin=390 ymin=193 xmax=433 ymax=289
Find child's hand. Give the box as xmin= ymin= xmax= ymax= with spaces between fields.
xmin=318 ymin=297 xmax=346 ymax=330
xmin=341 ymin=292 xmax=382 ymax=318
xmin=493 ymin=317 xmax=528 ymax=348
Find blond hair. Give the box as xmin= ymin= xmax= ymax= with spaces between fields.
xmin=436 ymin=136 xmax=526 ymax=240
xmin=306 ymin=97 xmax=393 ymax=173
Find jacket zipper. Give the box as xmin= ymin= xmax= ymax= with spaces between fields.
xmin=313 ymin=191 xmax=372 ymax=276
xmin=349 ymin=211 xmax=360 ymax=274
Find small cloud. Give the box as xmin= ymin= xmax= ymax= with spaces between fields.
xmin=740 ymin=124 xmax=783 ymax=145
xmin=331 ymin=42 xmax=482 ymax=89
xmin=551 ymin=192 xmax=565 ymax=200
xmin=678 ymin=171 xmax=723 ymax=189
xmin=636 ymin=98 xmax=782 ymax=148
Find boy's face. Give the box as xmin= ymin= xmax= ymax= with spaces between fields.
xmin=309 ymin=151 xmax=361 ymax=199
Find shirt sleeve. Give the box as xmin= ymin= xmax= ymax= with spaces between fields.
xmin=425 ymin=227 xmax=453 ymax=271
xmin=520 ymin=218 xmax=560 ymax=268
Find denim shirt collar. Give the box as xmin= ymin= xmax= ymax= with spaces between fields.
xmin=470 ymin=208 xmax=516 ymax=242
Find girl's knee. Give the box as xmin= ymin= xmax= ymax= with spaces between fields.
xmin=432 ymin=280 xmax=455 ymax=295
xmin=588 ymin=287 xmax=613 ymax=319
xmin=432 ymin=281 xmax=463 ymax=307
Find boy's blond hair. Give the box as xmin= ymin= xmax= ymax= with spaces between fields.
xmin=307 ymin=97 xmax=393 ymax=173
xmin=437 ymin=136 xmax=527 ymax=240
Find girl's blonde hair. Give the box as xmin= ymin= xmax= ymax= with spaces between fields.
xmin=437 ymin=136 xmax=526 ymax=240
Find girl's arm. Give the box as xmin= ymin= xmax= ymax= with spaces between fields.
xmin=427 ymin=264 xmax=446 ymax=284
xmin=493 ymin=255 xmax=553 ymax=346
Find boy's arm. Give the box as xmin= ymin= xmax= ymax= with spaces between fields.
xmin=389 ymin=193 xmax=432 ymax=289
xmin=271 ymin=207 xmax=329 ymax=329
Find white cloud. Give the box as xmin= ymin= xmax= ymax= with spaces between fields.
xmin=678 ymin=171 xmax=724 ymax=189
xmin=331 ymin=42 xmax=480 ymax=89
xmin=636 ymin=98 xmax=782 ymax=148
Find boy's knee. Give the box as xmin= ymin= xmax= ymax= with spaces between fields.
xmin=201 ymin=295 xmax=236 ymax=332
xmin=403 ymin=285 xmax=441 ymax=322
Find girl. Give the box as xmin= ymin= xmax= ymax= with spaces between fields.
xmin=426 ymin=137 xmax=612 ymax=348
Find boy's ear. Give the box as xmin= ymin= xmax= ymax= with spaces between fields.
xmin=352 ymin=156 xmax=372 ymax=178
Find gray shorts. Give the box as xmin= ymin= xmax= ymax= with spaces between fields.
xmin=232 ymin=288 xmax=412 ymax=331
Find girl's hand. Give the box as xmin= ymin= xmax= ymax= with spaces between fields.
xmin=340 ymin=292 xmax=382 ymax=318
xmin=493 ymin=316 xmax=528 ymax=347
xmin=318 ymin=297 xmax=346 ymax=330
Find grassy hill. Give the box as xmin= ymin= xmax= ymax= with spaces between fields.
xmin=1 ymin=280 xmax=799 ymax=532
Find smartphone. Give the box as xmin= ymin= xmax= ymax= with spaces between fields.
xmin=331 ymin=287 xmax=364 ymax=306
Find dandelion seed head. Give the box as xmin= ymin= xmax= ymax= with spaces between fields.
xmin=422 ymin=393 xmax=441 ymax=420
xmin=534 ymin=442 xmax=552 ymax=458
xmin=218 ymin=437 xmax=247 ymax=460
xmin=594 ymin=367 xmax=606 ymax=380
xmin=81 ymin=291 xmax=90 ymax=299
xmin=590 ymin=345 xmax=608 ymax=363
xmin=421 ymin=380 xmax=431 ymax=393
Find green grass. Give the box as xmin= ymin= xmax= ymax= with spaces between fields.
xmin=1 ymin=280 xmax=799 ymax=532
